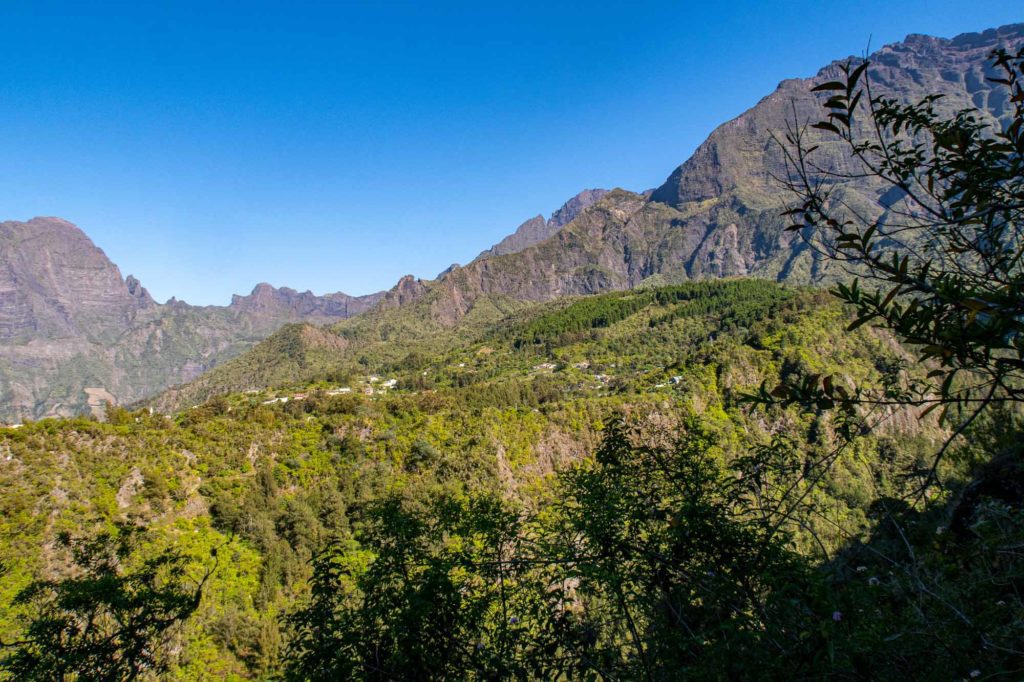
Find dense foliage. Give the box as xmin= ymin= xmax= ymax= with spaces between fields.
xmin=0 ymin=525 xmax=211 ymax=680
xmin=774 ymin=45 xmax=1024 ymax=481
xmin=0 ymin=280 xmax=939 ymax=678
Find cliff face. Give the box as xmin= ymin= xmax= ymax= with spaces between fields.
xmin=0 ymin=218 xmax=154 ymax=344
xmin=399 ymin=24 xmax=1024 ymax=325
xmin=0 ymin=218 xmax=383 ymax=422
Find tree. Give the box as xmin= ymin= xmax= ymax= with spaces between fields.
xmin=762 ymin=44 xmax=1024 ymax=482
xmin=546 ymin=418 xmax=825 ymax=680
xmin=0 ymin=524 xmax=215 ymax=681
xmin=285 ymin=492 xmax=556 ymax=681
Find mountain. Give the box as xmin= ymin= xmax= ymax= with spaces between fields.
xmin=0 ymin=217 xmax=383 ymax=422
xmin=476 ymin=189 xmax=609 ymax=259
xmin=229 ymin=282 xmax=382 ymax=320
xmin=454 ymin=24 xmax=1024 ymax=304
xmin=385 ymin=24 xmax=1024 ymax=311
xmin=11 ymin=24 xmax=1024 ymax=420
xmin=151 ymin=23 xmax=1024 ymax=411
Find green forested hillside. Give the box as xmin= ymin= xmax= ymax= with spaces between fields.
xmin=0 ymin=280 xmax=958 ymax=678
xmin=9 ymin=274 xmax=1007 ymax=675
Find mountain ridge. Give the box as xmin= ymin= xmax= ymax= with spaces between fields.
xmin=7 ymin=22 xmax=1024 ymax=419
xmin=149 ymin=22 xmax=1024 ymax=411
xmin=475 ymin=188 xmax=610 ymax=260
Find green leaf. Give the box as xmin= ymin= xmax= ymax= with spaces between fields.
xmin=811 ymin=122 xmax=841 ymax=134
xmin=848 ymin=61 xmax=869 ymax=89
xmin=811 ymin=81 xmax=846 ymax=92
xmin=846 ymin=314 xmax=876 ymax=331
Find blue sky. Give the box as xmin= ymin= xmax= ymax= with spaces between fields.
xmin=1 ymin=1 xmax=1020 ymax=305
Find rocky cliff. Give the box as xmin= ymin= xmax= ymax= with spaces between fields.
xmin=0 ymin=218 xmax=383 ymax=422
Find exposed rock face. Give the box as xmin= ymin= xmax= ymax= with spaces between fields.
xmin=549 ymin=189 xmax=611 ymax=229
xmin=476 ymin=189 xmax=610 ymax=259
xmin=229 ymin=282 xmax=382 ymax=320
xmin=400 ymin=23 xmax=1024 ymax=324
xmin=380 ymin=275 xmax=430 ymax=308
xmin=0 ymin=218 xmax=383 ymax=422
xmin=0 ymin=218 xmax=152 ymax=343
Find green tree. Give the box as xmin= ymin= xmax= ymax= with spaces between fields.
xmin=0 ymin=525 xmax=214 ymax=681
xmin=285 ymin=492 xmax=556 ymax=681
xmin=545 ymin=418 xmax=825 ymax=680
xmin=767 ymin=44 xmax=1024 ymax=480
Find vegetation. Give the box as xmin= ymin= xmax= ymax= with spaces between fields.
xmin=0 ymin=279 xmax=933 ymax=678
xmin=772 ymin=44 xmax=1024 ymax=481
xmin=0 ymin=525 xmax=214 ymax=680
xmin=2 ymin=46 xmax=1023 ymax=681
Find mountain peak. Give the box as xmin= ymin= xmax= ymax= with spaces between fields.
xmin=477 ymin=188 xmax=610 ymax=260
xmin=125 ymin=274 xmax=155 ymax=308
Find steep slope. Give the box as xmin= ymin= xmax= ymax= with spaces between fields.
xmin=0 ymin=218 xmax=156 ymax=344
xmin=376 ymin=23 xmax=1024 ymax=317
xmin=0 ymin=218 xmax=383 ymax=422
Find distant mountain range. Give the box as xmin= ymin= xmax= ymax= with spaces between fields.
xmin=0 ymin=190 xmax=616 ymax=422
xmin=0 ymin=217 xmax=383 ymax=421
xmin=4 ymin=23 xmax=1023 ymax=420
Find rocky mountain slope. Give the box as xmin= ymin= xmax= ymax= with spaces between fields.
xmin=445 ymin=23 xmax=1024 ymax=311
xmin=359 ymin=24 xmax=1024 ymax=324
xmin=152 ymin=23 xmax=1024 ymax=411
xmin=0 ymin=217 xmax=383 ymax=422
xmin=476 ymin=189 xmax=609 ymax=259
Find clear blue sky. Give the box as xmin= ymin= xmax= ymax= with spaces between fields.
xmin=1 ymin=1 xmax=1020 ymax=304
